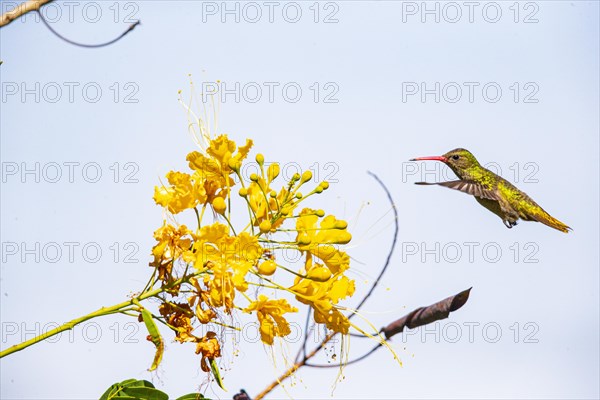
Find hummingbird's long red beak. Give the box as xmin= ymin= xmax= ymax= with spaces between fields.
xmin=410 ymin=156 xmax=448 ymax=162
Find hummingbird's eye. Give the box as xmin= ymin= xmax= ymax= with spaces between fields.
xmin=452 ymin=155 xmax=460 ymax=160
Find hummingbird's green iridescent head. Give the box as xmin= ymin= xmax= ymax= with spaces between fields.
xmin=411 ymin=148 xmax=482 ymax=179
xmin=442 ymin=148 xmax=481 ymax=171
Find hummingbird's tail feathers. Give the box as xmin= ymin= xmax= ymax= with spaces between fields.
xmin=416 ymin=180 xmax=498 ymax=201
xmin=528 ymin=209 xmax=572 ymax=233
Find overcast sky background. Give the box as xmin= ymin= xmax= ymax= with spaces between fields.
xmin=1 ymin=1 xmax=599 ymax=399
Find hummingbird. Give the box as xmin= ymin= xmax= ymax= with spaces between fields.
xmin=410 ymin=148 xmax=571 ymax=233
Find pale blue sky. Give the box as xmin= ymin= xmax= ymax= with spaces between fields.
xmin=1 ymin=1 xmax=599 ymax=399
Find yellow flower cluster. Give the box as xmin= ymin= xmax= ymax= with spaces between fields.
xmin=151 ymin=134 xmax=355 ymax=362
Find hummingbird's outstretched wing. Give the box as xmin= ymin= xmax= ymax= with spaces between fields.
xmin=415 ymin=181 xmax=499 ymax=201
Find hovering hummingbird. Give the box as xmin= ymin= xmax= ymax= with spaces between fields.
xmin=410 ymin=148 xmax=571 ymax=233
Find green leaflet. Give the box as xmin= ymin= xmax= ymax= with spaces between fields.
xmin=210 ymin=358 xmax=227 ymax=391
xmin=141 ymin=308 xmax=164 ymax=371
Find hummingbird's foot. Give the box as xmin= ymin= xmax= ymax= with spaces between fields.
xmin=503 ymin=220 xmax=518 ymax=229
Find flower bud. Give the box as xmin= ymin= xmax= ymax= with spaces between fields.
xmin=250 ymin=173 xmax=259 ymax=182
xmin=301 ymin=170 xmax=313 ymax=183
xmin=255 ymin=153 xmax=265 ymax=166
xmin=239 ymin=187 xmax=248 ymax=197
xmin=335 ymin=220 xmax=348 ymax=229
xmin=295 ymin=192 xmax=303 ymax=199
xmin=316 ymin=209 xmax=325 ymax=217
xmin=320 ymin=181 xmax=330 ymax=190
xmin=298 ymin=236 xmax=311 ymax=246
xmin=259 ymin=220 xmax=272 ymax=234
xmin=267 ymin=163 xmax=280 ymax=182
xmin=258 ymin=260 xmax=277 ymax=276
xmin=212 ymin=197 xmax=226 ymax=214
xmin=228 ymin=158 xmax=240 ymax=172
xmin=308 ymin=266 xmax=332 ymax=282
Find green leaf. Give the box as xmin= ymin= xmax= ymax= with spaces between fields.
xmin=100 ymin=379 xmax=167 ymax=400
xmin=210 ymin=358 xmax=227 ymax=391
xmin=99 ymin=384 xmax=118 ymax=400
xmin=126 ymin=380 xmax=155 ymax=388
xmin=140 ymin=308 xmax=164 ymax=371
xmin=101 ymin=379 xmax=212 ymax=400
xmin=175 ymin=394 xmax=207 ymax=400
xmin=121 ymin=387 xmax=168 ymax=400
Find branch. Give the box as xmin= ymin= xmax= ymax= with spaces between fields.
xmin=1 ymin=0 xmax=140 ymax=48
xmin=39 ymin=14 xmax=140 ymax=48
xmin=349 ymin=171 xmax=399 ymax=320
xmin=0 ymin=272 xmax=199 ymax=358
xmin=304 ymin=287 xmax=473 ymax=368
xmin=0 ymin=0 xmax=52 ymax=28
xmin=254 ymin=331 xmax=337 ymax=400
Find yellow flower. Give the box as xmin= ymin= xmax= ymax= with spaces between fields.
xmin=311 ymin=244 xmax=351 ymax=275
xmin=154 ymin=171 xmax=207 ymax=214
xmin=187 ymin=153 xmax=231 ymax=203
xmin=230 ymin=232 xmax=263 ymax=291
xmin=207 ymin=135 xmax=253 ymax=172
xmin=313 ymin=306 xmax=351 ymax=334
xmin=151 ymin=131 xmax=365 ymax=357
xmin=196 ymin=331 xmax=221 ymax=372
xmin=150 ymin=223 xmax=193 ymax=282
xmin=187 ymin=152 xmax=227 ymax=186
xmin=206 ymin=135 xmax=237 ymax=165
xmin=192 ymin=223 xmax=264 ymax=310
xmin=244 ymin=295 xmax=298 ymax=345
xmin=290 ymin=256 xmax=355 ymax=334
xmin=204 ymin=263 xmax=235 ymax=311
xmin=296 ymin=209 xmax=352 ymax=274
xmin=195 ymin=304 xmax=217 ymax=324
xmin=296 ymin=209 xmax=352 ymax=247
xmin=151 ymin=223 xmax=193 ymax=263
xmin=187 ymin=277 xmax=217 ymax=324
xmin=158 ymin=302 xmax=196 ymax=343
xmin=187 ymin=135 xmax=253 ymax=186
